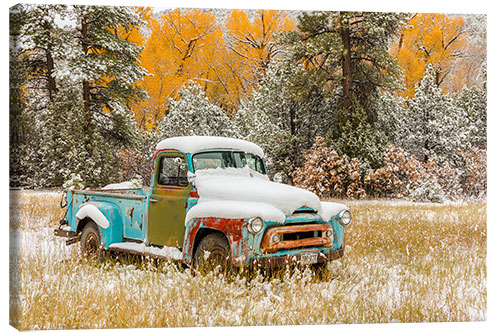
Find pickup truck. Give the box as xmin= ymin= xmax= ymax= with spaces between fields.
xmin=54 ymin=136 xmax=353 ymax=269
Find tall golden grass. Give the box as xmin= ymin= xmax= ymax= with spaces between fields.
xmin=9 ymin=191 xmax=486 ymax=329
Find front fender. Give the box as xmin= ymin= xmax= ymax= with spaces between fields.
xmin=76 ymin=202 xmax=123 ymax=248
xmin=183 ymin=217 xmax=248 ymax=265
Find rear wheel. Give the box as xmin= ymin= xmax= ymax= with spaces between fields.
xmin=193 ymin=233 xmax=232 ymax=274
xmin=80 ymin=222 xmax=103 ymax=261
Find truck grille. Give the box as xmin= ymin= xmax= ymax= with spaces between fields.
xmin=260 ymin=224 xmax=334 ymax=253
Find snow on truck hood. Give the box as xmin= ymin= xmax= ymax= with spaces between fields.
xmin=185 ymin=167 xmax=348 ymax=224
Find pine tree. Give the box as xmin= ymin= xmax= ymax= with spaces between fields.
xmin=11 ymin=4 xmax=147 ymax=188
xmin=157 ymin=81 xmax=235 ymax=138
xmin=67 ymin=5 xmax=146 ymax=147
xmin=9 ymin=5 xmax=28 ymax=187
xmin=10 ymin=4 xmax=70 ymax=187
xmin=330 ymin=101 xmax=388 ymax=171
xmin=235 ymin=59 xmax=338 ymax=181
xmin=283 ymin=11 xmax=405 ymax=121
xmin=454 ymin=85 xmax=487 ymax=150
xmin=374 ymin=92 xmax=407 ymax=146
xmin=405 ymin=65 xmax=465 ymax=163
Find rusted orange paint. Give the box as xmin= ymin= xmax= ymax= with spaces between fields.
xmin=261 ymin=223 xmax=333 ymax=253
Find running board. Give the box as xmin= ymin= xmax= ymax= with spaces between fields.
xmin=108 ymin=242 xmax=183 ymax=261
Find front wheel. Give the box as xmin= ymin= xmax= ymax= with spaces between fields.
xmin=80 ymin=222 xmax=103 ymax=261
xmin=193 ymin=233 xmax=232 ymax=274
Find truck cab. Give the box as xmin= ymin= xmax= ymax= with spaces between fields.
xmin=55 ymin=136 xmax=353 ymax=269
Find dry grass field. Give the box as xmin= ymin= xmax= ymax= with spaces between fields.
xmin=9 ymin=191 xmax=486 ymax=329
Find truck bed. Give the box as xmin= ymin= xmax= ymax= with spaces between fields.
xmin=65 ymin=187 xmax=151 ymax=245
xmin=68 ymin=187 xmax=150 ymax=200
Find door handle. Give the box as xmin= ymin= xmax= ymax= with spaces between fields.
xmin=150 ymin=199 xmax=158 ymax=203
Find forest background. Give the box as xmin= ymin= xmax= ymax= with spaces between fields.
xmin=8 ymin=1 xmax=488 ymax=203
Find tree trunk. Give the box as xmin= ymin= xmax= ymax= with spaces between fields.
xmin=341 ymin=27 xmax=353 ymax=111
xmin=81 ymin=19 xmax=93 ymax=152
xmin=46 ymin=50 xmax=57 ymax=102
xmin=81 ymin=20 xmax=91 ymax=128
xmin=289 ymin=104 xmax=296 ymax=136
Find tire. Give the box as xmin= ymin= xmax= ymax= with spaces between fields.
xmin=80 ymin=222 xmax=103 ymax=261
xmin=193 ymin=233 xmax=231 ymax=274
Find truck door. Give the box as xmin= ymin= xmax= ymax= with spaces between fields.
xmin=147 ymin=152 xmax=190 ymax=247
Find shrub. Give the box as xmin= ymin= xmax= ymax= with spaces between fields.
xmin=293 ymin=137 xmax=366 ymax=199
xmin=409 ymin=179 xmax=446 ymax=203
xmin=364 ymin=146 xmax=424 ymax=198
xmin=459 ymin=148 xmax=487 ymax=199
xmin=423 ymin=155 xmax=462 ymax=200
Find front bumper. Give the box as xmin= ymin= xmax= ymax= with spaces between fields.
xmin=240 ymin=246 xmax=344 ymax=268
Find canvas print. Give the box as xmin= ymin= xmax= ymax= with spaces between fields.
xmin=9 ymin=3 xmax=487 ymax=330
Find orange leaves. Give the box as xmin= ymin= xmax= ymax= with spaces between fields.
xmin=131 ymin=9 xmax=295 ymax=130
xmin=293 ymin=137 xmax=366 ymax=199
xmin=460 ymin=148 xmax=487 ymax=198
xmin=132 ymin=9 xmax=224 ymax=130
xmin=294 ymin=142 xmax=485 ymax=200
xmin=391 ymin=13 xmax=468 ymax=97
xmin=364 ymin=146 xmax=423 ymax=198
xmin=225 ymin=10 xmax=294 ymax=82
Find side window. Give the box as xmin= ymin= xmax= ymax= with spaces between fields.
xmin=158 ymin=156 xmax=188 ymax=187
xmin=243 ymin=153 xmax=266 ymax=174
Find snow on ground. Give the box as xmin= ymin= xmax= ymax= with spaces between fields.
xmin=9 ymin=191 xmax=487 ymax=329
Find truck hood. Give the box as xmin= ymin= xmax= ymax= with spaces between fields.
xmin=185 ymin=168 xmax=347 ymax=224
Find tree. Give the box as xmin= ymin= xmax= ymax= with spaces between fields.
xmin=373 ymin=92 xmax=407 ymax=146
xmin=10 ymin=4 xmax=72 ymax=187
xmin=391 ymin=13 xmax=468 ymax=97
xmin=404 ymin=65 xmax=465 ymax=163
xmin=69 ymin=5 xmax=146 ymax=147
xmin=157 ymin=81 xmax=235 ymax=138
xmin=132 ymin=9 xmax=225 ymax=130
xmin=439 ymin=15 xmax=486 ymax=93
xmin=331 ymin=101 xmax=388 ymax=171
xmin=9 ymin=5 xmax=28 ymax=186
xmin=454 ymin=85 xmax=487 ymax=150
xmin=235 ymin=58 xmax=338 ymax=181
xmin=11 ymin=4 xmax=147 ymax=188
xmin=283 ymin=11 xmax=404 ymax=120
xmin=218 ymin=9 xmax=294 ymax=110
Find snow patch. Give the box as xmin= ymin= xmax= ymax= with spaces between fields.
xmin=156 ymin=136 xmax=264 ymax=157
xmin=76 ymin=204 xmax=110 ymax=229
xmin=186 ymin=200 xmax=286 ymax=224
xmin=102 ymin=181 xmax=139 ymax=190
xmin=319 ymin=202 xmax=348 ymax=222
xmin=109 ymin=242 xmax=183 ymax=261
xmin=185 ymin=167 xmax=322 ymax=224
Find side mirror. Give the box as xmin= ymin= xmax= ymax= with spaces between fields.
xmin=273 ymin=173 xmax=283 ymax=183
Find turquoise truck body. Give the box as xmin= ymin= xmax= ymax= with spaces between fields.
xmin=55 ymin=136 xmax=352 ymax=267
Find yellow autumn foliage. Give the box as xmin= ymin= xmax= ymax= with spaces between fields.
xmin=131 ymin=8 xmax=294 ymax=130
xmin=391 ymin=13 xmax=468 ymax=97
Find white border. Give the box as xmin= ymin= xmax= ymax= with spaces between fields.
xmin=2 ymin=2 xmax=496 ymax=333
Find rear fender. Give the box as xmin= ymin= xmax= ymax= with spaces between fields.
xmin=75 ymin=202 xmax=123 ymax=248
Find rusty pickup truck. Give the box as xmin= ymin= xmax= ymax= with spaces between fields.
xmin=55 ymin=136 xmax=353 ymax=269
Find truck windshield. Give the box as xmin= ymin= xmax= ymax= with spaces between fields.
xmin=193 ymin=151 xmax=266 ymax=175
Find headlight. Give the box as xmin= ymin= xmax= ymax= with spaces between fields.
xmin=247 ymin=217 xmax=264 ymax=234
xmin=339 ymin=210 xmax=352 ymax=226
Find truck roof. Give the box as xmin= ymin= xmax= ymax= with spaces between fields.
xmin=155 ymin=136 xmax=265 ymax=157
